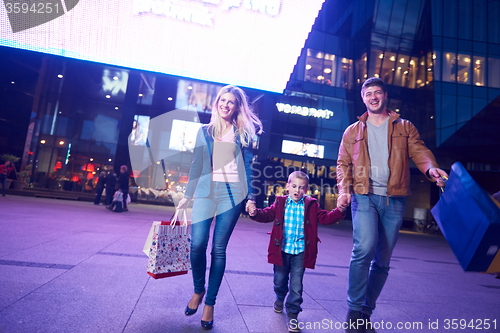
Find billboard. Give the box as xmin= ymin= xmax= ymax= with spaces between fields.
xmin=281 ymin=139 xmax=324 ymax=158
xmin=1 ymin=0 xmax=325 ymax=93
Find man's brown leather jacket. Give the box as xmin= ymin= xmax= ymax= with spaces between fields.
xmin=336 ymin=110 xmax=439 ymax=197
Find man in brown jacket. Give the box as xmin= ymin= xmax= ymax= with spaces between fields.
xmin=337 ymin=77 xmax=447 ymax=333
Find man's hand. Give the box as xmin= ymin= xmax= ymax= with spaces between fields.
xmin=429 ymin=168 xmax=448 ymax=187
xmin=337 ymin=193 xmax=351 ymax=211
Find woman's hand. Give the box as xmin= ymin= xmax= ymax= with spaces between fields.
xmin=177 ymin=197 xmax=190 ymax=210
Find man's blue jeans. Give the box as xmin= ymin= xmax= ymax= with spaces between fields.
xmin=190 ymin=182 xmax=243 ymax=306
xmin=274 ymin=251 xmax=305 ymax=318
xmin=348 ymin=193 xmax=406 ymax=315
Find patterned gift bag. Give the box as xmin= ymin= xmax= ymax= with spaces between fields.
xmin=146 ymin=209 xmax=191 ymax=279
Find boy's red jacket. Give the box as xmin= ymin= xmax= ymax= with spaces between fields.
xmin=250 ymin=195 xmax=344 ymax=269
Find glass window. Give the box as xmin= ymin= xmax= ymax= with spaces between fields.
xmin=369 ymin=50 xmax=384 ymax=78
xmin=380 ymin=52 xmax=396 ymax=84
xmin=388 ymin=0 xmax=407 ymax=36
xmin=458 ymin=0 xmax=472 ymax=40
xmin=442 ymin=52 xmax=457 ymax=82
xmin=457 ymin=54 xmax=471 ymax=84
xmin=336 ymin=57 xmax=353 ymax=89
xmin=304 ymin=49 xmax=335 ymax=86
xmin=416 ymin=55 xmax=426 ymax=87
xmin=442 ymin=0 xmax=458 ymax=38
xmin=427 ymin=52 xmax=434 ymax=83
xmin=405 ymin=57 xmax=417 ymax=88
xmin=488 ymin=0 xmax=500 ymax=44
xmin=488 ymin=57 xmax=500 ymax=88
xmin=402 ymin=0 xmax=422 ymax=40
xmin=137 ymin=73 xmax=156 ymax=106
xmin=433 ymin=51 xmax=441 ymax=81
xmin=473 ymin=1 xmax=487 ymax=42
xmin=473 ymin=56 xmax=485 ymax=86
xmin=393 ymin=55 xmax=410 ymax=87
xmin=355 ymin=53 xmax=367 ymax=84
xmin=374 ymin=0 xmax=393 ymax=33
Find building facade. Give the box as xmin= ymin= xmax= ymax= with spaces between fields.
xmin=1 ymin=0 xmax=499 ymax=221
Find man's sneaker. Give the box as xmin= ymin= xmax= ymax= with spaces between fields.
xmin=273 ymin=301 xmax=283 ymax=313
xmin=345 ymin=310 xmax=363 ymax=333
xmin=287 ymin=317 xmax=300 ymax=333
xmin=361 ymin=312 xmax=376 ymax=333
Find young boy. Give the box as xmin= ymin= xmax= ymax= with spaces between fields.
xmin=247 ymin=171 xmax=345 ymax=332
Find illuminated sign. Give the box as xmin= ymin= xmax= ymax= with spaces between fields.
xmin=281 ymin=139 xmax=324 ymax=158
xmin=1 ymin=0 xmax=326 ymax=93
xmin=276 ymin=103 xmax=334 ymax=119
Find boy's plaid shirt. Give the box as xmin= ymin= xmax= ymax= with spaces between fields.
xmin=282 ymin=196 xmax=305 ymax=254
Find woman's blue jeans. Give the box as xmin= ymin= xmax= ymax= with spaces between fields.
xmin=190 ymin=182 xmax=243 ymax=306
xmin=348 ymin=193 xmax=406 ymax=315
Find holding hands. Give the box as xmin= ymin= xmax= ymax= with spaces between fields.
xmin=246 ymin=200 xmax=257 ymax=216
xmin=337 ymin=193 xmax=351 ymax=212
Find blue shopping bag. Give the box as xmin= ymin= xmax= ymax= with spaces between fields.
xmin=430 ymin=162 xmax=500 ymax=272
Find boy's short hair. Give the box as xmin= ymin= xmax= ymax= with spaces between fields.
xmin=288 ymin=171 xmax=309 ymax=185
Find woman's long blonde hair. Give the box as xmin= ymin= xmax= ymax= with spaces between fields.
xmin=207 ymin=85 xmax=263 ymax=147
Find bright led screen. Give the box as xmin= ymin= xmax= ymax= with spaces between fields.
xmin=169 ymin=119 xmax=202 ymax=152
xmin=0 ymin=0 xmax=325 ymax=93
xmin=281 ymin=140 xmax=324 ymax=159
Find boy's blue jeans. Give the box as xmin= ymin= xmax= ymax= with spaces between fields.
xmin=190 ymin=182 xmax=243 ymax=306
xmin=348 ymin=193 xmax=406 ymax=315
xmin=274 ymin=251 xmax=305 ymax=318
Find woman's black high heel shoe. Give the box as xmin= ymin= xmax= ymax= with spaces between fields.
xmin=184 ymin=290 xmax=205 ymax=316
xmin=201 ymin=305 xmax=214 ymax=330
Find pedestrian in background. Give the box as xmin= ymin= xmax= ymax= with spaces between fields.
xmin=104 ymin=171 xmax=117 ymax=206
xmin=117 ymin=165 xmax=130 ymax=212
xmin=94 ymin=171 xmax=106 ymax=205
xmin=0 ymin=160 xmax=14 ymax=196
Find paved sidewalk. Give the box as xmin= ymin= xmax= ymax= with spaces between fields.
xmin=0 ymin=196 xmax=499 ymax=333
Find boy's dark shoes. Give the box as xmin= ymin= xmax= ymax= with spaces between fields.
xmin=287 ymin=317 xmax=300 ymax=333
xmin=361 ymin=312 xmax=376 ymax=333
xmin=345 ymin=310 xmax=363 ymax=333
xmin=273 ymin=301 xmax=284 ymax=313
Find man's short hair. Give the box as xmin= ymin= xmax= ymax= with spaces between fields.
xmin=288 ymin=171 xmax=309 ymax=184
xmin=361 ymin=77 xmax=387 ymax=95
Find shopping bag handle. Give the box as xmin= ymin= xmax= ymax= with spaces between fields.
xmin=439 ymin=176 xmax=448 ymax=193
xmin=170 ymin=208 xmax=188 ymax=228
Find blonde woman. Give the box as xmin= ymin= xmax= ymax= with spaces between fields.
xmin=177 ymin=85 xmax=262 ymax=330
